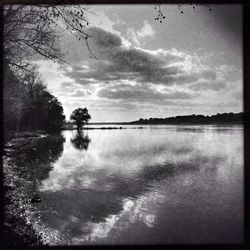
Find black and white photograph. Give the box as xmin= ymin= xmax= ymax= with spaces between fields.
xmin=2 ymin=1 xmax=244 ymax=246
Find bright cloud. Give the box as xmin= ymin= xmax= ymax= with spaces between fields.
xmin=127 ymin=20 xmax=155 ymax=46
xmin=138 ymin=20 xmax=155 ymax=38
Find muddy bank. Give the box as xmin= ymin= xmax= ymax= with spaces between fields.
xmin=2 ymin=132 xmax=64 ymax=246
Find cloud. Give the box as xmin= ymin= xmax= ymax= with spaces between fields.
xmin=231 ymin=90 xmax=242 ymax=100
xmin=127 ymin=28 xmax=141 ymax=46
xmin=127 ymin=20 xmax=155 ymax=46
xmin=60 ymin=27 xmax=225 ymax=92
xmin=88 ymin=27 xmax=122 ymax=52
xmin=137 ymin=20 xmax=155 ymax=38
xmin=71 ymin=89 xmax=92 ymax=97
xmin=54 ymin=26 xmax=238 ymax=121
xmin=61 ymin=81 xmax=74 ymax=88
xmin=189 ymin=80 xmax=227 ymax=91
xmin=97 ymin=83 xmax=195 ymax=105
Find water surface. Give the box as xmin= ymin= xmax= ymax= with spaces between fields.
xmin=19 ymin=125 xmax=244 ymax=244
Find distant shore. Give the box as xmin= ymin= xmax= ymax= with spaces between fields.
xmin=64 ymin=112 xmax=244 ymax=128
xmin=129 ymin=112 xmax=243 ymax=125
xmin=62 ymin=121 xmax=243 ymax=130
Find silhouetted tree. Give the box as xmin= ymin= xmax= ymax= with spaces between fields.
xmin=2 ymin=3 xmax=92 ymax=136
xmin=3 ymin=4 xmax=95 ymax=129
xmin=3 ymin=65 xmax=65 ymax=140
xmin=3 ymin=63 xmax=26 ymax=134
xmin=19 ymin=70 xmax=65 ymax=131
xmin=70 ymin=108 xmax=91 ymax=131
xmin=3 ymin=4 xmax=93 ymax=70
xmin=45 ymin=92 xmax=66 ymax=131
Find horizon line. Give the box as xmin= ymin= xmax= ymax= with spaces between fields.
xmin=66 ymin=111 xmax=244 ymax=124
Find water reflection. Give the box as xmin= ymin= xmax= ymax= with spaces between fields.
xmin=70 ymin=131 xmax=91 ymax=151
xmin=10 ymin=133 xmax=65 ymax=192
xmin=13 ymin=126 xmax=243 ymax=244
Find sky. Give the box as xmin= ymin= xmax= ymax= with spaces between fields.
xmin=35 ymin=4 xmax=243 ymax=122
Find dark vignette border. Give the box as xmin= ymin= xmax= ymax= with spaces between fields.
xmin=0 ymin=0 xmax=248 ymax=249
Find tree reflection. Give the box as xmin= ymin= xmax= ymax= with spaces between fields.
xmin=70 ymin=131 xmax=91 ymax=151
xmin=10 ymin=134 xmax=65 ymax=188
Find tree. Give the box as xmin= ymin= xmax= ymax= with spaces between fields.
xmin=3 ymin=64 xmax=65 ymax=135
xmin=2 ymin=4 xmax=93 ymax=137
xmin=21 ymin=86 xmax=65 ymax=131
xmin=70 ymin=108 xmax=91 ymax=131
xmin=3 ymin=3 xmax=212 ymax=72
xmin=3 ymin=63 xmax=26 ymax=135
xmin=154 ymin=4 xmax=212 ymax=22
xmin=3 ymin=4 xmax=93 ymax=68
xmin=44 ymin=91 xmax=66 ymax=131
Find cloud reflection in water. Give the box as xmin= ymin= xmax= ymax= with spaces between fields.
xmin=38 ymin=125 xmax=243 ymax=244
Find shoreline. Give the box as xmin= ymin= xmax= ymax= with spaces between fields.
xmin=3 ymin=133 xmax=49 ymax=247
xmin=2 ymin=124 xmax=243 ymax=246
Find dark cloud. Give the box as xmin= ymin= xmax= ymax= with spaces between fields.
xmin=88 ymin=27 xmax=122 ymax=53
xmin=60 ymin=27 xmax=226 ymax=102
xmin=61 ymin=27 xmax=196 ymax=86
xmin=97 ymin=83 xmax=195 ymax=104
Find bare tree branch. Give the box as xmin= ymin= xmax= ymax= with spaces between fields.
xmin=3 ymin=4 xmax=95 ymax=74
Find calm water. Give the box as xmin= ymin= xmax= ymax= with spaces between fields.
xmin=17 ymin=125 xmax=244 ymax=244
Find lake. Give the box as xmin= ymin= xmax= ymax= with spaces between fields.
xmin=8 ymin=125 xmax=244 ymax=245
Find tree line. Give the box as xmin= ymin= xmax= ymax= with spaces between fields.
xmin=3 ymin=63 xmax=66 ymax=141
xmin=131 ymin=112 xmax=243 ymax=125
xmin=2 ymin=4 xmax=93 ymax=143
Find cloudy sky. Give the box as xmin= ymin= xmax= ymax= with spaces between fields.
xmin=36 ymin=4 xmax=243 ymax=122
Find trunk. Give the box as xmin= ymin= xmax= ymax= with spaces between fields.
xmin=77 ymin=124 xmax=82 ymax=132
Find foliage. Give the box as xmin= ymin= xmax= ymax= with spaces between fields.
xmin=3 ymin=63 xmax=65 ymax=140
xmin=20 ymin=89 xmax=65 ymax=131
xmin=3 ymin=4 xmax=93 ymax=142
xmin=70 ymin=108 xmax=91 ymax=131
xmin=154 ymin=4 xmax=212 ymax=23
xmin=3 ymin=63 xmax=26 ymax=133
xmin=21 ymin=76 xmax=65 ymax=131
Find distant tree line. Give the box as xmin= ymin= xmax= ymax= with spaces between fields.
xmin=131 ymin=112 xmax=244 ymax=125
